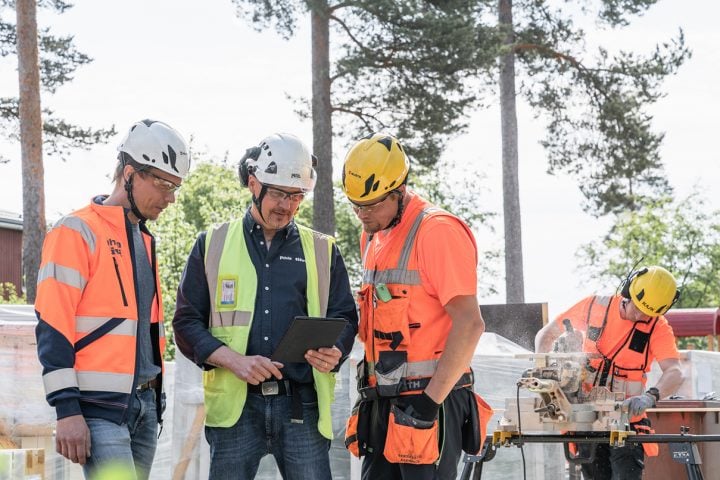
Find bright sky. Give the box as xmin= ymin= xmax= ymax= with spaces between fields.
xmin=0 ymin=0 xmax=718 ymax=318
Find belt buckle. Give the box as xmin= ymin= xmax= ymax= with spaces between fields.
xmin=261 ymin=381 xmax=279 ymax=396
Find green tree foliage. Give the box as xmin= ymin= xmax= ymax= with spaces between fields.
xmin=0 ymin=0 xmax=115 ymax=164
xmin=1 ymin=281 xmax=26 ymax=303
xmin=324 ymin=0 xmax=497 ymax=170
xmin=502 ymin=0 xmax=690 ymax=216
xmin=233 ymin=1 xmax=495 ymax=163
xmin=231 ymin=0 xmax=499 ymax=236
xmin=153 ymin=161 xmax=250 ymax=359
xmin=579 ymin=192 xmax=720 ymax=309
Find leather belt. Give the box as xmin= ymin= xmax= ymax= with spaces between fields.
xmin=136 ymin=378 xmax=158 ymax=391
xmin=247 ymin=380 xmax=314 ymax=424
xmin=247 ymin=380 xmax=292 ymax=396
xmin=358 ymin=371 xmax=474 ymax=401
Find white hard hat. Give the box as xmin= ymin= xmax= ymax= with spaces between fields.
xmin=117 ymin=119 xmax=190 ymax=178
xmin=245 ymin=133 xmax=317 ymax=192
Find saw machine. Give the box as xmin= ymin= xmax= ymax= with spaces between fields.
xmin=497 ymin=352 xmax=627 ymax=433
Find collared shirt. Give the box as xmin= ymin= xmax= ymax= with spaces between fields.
xmin=173 ymin=208 xmax=358 ymax=384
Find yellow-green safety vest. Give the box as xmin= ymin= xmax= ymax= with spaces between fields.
xmin=203 ymin=219 xmax=337 ymax=439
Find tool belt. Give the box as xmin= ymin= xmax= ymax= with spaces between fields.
xmin=136 ymin=377 xmax=159 ymax=392
xmin=345 ymin=383 xmax=494 ymax=461
xmin=247 ymin=380 xmax=314 ymax=424
xmin=357 ymin=352 xmax=475 ymax=401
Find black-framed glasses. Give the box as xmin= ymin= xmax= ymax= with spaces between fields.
xmin=265 ymin=185 xmax=306 ymax=203
xmin=349 ymin=191 xmax=396 ymax=214
xmin=142 ymin=170 xmax=181 ymax=193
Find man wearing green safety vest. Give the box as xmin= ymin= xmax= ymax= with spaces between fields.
xmin=173 ymin=133 xmax=358 ymax=480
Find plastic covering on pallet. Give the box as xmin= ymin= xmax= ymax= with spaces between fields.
xmin=0 ymin=305 xmax=173 ymax=480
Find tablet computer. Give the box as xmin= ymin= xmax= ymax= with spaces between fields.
xmin=271 ymin=316 xmax=349 ymax=363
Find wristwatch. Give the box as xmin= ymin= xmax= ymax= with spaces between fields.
xmin=646 ymin=387 xmax=661 ymax=404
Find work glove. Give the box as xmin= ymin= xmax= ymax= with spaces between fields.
xmin=622 ymin=392 xmax=656 ymax=417
xmin=404 ymin=392 xmax=440 ymax=422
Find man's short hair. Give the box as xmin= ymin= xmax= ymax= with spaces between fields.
xmin=113 ymin=152 xmax=148 ymax=184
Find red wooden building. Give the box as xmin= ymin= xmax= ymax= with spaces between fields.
xmin=0 ymin=210 xmax=23 ymax=297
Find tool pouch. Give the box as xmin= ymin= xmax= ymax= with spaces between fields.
xmin=461 ymin=389 xmax=494 ymax=454
xmin=345 ymin=398 xmax=372 ymax=458
xmin=383 ymin=403 xmax=439 ymax=465
xmin=632 ymin=417 xmax=658 ymax=456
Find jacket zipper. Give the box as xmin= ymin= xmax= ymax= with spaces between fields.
xmin=112 ymin=256 xmax=129 ymax=306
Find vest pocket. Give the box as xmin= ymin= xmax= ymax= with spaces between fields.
xmin=375 ymin=350 xmax=408 ymax=397
xmin=357 ymin=285 xmax=372 ymax=342
xmin=372 ymin=284 xmax=411 ymax=349
xmin=383 ymin=404 xmax=439 ymax=464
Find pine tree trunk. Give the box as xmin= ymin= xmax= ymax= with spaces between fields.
xmin=16 ymin=0 xmax=45 ymax=303
xmin=310 ymin=2 xmax=335 ymax=235
xmin=498 ymin=0 xmax=524 ymax=303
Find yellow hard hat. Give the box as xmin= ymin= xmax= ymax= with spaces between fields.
xmin=625 ymin=266 xmax=679 ymax=316
xmin=342 ymin=133 xmax=409 ymax=203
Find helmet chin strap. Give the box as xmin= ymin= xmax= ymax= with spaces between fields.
xmin=124 ymin=174 xmax=147 ymax=224
xmin=251 ymin=184 xmax=269 ymax=223
xmin=384 ymin=191 xmax=405 ymax=230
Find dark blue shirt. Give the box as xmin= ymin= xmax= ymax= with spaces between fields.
xmin=173 ymin=208 xmax=358 ymax=384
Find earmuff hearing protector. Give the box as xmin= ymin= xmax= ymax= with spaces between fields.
xmin=620 ymin=267 xmax=648 ymax=299
xmin=238 ymin=146 xmax=261 ymax=187
xmin=621 ymin=267 xmax=681 ymax=315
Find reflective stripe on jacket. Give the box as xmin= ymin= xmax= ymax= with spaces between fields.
xmin=35 ymin=199 xmax=165 ymax=424
xmin=357 ymin=198 xmax=474 ymax=395
xmin=202 ymin=219 xmax=337 ymax=438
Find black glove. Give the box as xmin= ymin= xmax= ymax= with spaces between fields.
xmin=404 ymin=392 xmax=440 ymax=422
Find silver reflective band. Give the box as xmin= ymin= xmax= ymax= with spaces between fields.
xmin=75 ymin=316 xmax=136 ymax=336
xmin=54 ymin=215 xmax=97 ymax=253
xmin=77 ymin=371 xmax=134 ymax=393
xmin=42 ymin=368 xmax=78 ymax=394
xmin=37 ymin=262 xmax=87 ymax=290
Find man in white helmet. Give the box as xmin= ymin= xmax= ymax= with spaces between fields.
xmin=173 ymin=133 xmax=358 ymax=479
xmin=35 ymin=119 xmax=190 ymax=479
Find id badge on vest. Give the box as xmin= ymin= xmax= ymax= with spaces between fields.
xmin=219 ymin=275 xmax=238 ymax=309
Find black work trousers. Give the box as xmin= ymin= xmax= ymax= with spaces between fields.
xmin=579 ymin=418 xmax=652 ymax=480
xmin=361 ymin=388 xmax=472 ymax=480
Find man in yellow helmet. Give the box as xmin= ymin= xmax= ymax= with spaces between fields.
xmin=535 ymin=265 xmax=684 ymax=479
xmin=341 ymin=133 xmax=492 ymax=480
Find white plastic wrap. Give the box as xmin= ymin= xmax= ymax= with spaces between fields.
xmin=0 ymin=305 xmax=172 ymax=480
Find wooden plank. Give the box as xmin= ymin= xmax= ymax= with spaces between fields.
xmin=0 ymin=436 xmax=18 ymax=449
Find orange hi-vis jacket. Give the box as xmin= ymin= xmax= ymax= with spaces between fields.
xmin=35 ymin=197 xmax=166 ymax=424
xmin=356 ymin=194 xmax=478 ymax=399
xmin=558 ymin=295 xmax=679 ymax=401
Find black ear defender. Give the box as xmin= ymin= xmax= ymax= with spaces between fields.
xmin=238 ymin=146 xmax=261 ymax=187
xmin=660 ymin=289 xmax=681 ymax=315
xmin=620 ymin=267 xmax=649 ymax=299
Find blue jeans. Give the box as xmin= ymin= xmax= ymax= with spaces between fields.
xmin=205 ymin=391 xmax=332 ymax=480
xmin=83 ymin=388 xmax=158 ymax=480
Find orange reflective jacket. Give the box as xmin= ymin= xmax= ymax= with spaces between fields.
xmin=356 ymin=195 xmax=477 ymax=397
xmin=35 ymin=198 xmax=165 ymax=424
xmin=576 ymin=295 xmax=678 ymax=402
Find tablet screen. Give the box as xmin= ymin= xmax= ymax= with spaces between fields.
xmin=271 ymin=316 xmax=349 ymax=363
